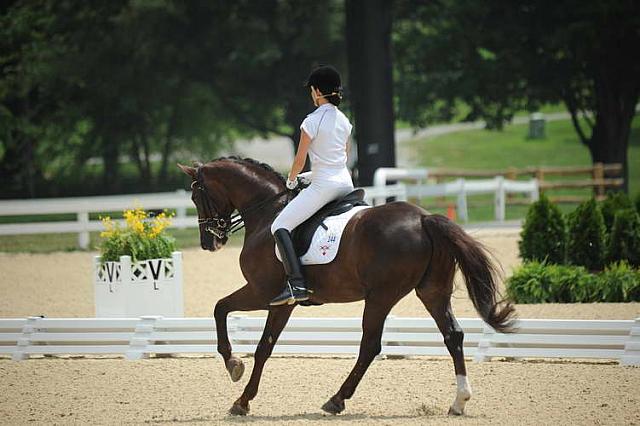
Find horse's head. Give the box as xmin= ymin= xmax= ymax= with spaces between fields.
xmin=178 ymin=162 xmax=233 ymax=251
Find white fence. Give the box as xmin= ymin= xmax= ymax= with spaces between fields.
xmin=372 ymin=168 xmax=539 ymax=222
xmin=2 ymin=316 xmax=638 ymax=365
xmin=0 ymin=190 xmax=194 ymax=249
xmin=0 ymin=185 xmax=410 ymax=249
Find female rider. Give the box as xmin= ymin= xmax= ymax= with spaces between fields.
xmin=270 ymin=65 xmax=354 ymax=306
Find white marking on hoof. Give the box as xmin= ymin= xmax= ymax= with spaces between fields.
xmin=449 ymin=375 xmax=472 ymax=415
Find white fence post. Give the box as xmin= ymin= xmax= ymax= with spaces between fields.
xmin=621 ymin=317 xmax=640 ymax=366
xmin=531 ymin=179 xmax=540 ymax=202
xmin=456 ymin=179 xmax=468 ymax=223
xmin=474 ymin=322 xmax=495 ymax=363
xmin=494 ymin=176 xmax=505 ymax=222
xmin=78 ymin=212 xmax=90 ymax=249
xmin=12 ymin=316 xmax=41 ymax=361
xmin=126 ymin=316 xmax=161 ymax=360
xmin=175 ymin=189 xmax=187 ymax=229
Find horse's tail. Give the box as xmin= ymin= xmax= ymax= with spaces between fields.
xmin=422 ymin=214 xmax=516 ymax=333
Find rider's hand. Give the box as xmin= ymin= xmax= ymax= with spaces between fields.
xmin=286 ymin=177 xmax=298 ymax=190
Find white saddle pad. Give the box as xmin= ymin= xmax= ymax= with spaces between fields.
xmin=275 ymin=206 xmax=370 ymax=265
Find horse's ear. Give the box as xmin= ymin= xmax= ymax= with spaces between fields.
xmin=177 ymin=163 xmax=197 ymax=178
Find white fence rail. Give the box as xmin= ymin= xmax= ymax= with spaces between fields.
xmin=2 ymin=316 xmax=638 ymax=365
xmin=0 ymin=190 xmax=194 ymax=249
xmin=372 ymin=167 xmax=539 ymax=222
xmin=0 ymin=184 xmax=411 ymax=249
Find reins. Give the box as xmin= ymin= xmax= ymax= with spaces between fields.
xmin=191 ymin=179 xmax=288 ymax=239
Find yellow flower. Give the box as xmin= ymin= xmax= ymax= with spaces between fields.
xmin=124 ymin=207 xmax=148 ymax=235
xmin=148 ymin=211 xmax=173 ymax=238
xmin=100 ymin=216 xmax=117 ymax=239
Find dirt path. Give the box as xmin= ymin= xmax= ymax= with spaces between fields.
xmin=1 ymin=356 xmax=638 ymax=425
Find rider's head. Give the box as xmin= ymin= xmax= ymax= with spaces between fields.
xmin=305 ymin=65 xmax=343 ymax=107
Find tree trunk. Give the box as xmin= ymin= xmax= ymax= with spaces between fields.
xmin=346 ymin=0 xmax=396 ymax=186
xmin=587 ymin=68 xmax=639 ymax=194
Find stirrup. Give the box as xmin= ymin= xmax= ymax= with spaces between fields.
xmin=269 ymin=282 xmax=311 ymax=306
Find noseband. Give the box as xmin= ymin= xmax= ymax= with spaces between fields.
xmin=191 ymin=179 xmax=287 ymax=240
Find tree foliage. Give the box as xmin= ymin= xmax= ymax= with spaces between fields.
xmin=394 ymin=0 xmax=640 ymax=191
xmin=1 ymin=0 xmax=345 ymax=197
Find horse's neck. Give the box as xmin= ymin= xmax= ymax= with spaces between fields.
xmin=224 ymin=167 xmax=284 ymax=236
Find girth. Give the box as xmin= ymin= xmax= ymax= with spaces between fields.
xmin=291 ymin=189 xmax=368 ymax=256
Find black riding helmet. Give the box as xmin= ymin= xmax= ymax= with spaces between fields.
xmin=304 ymin=65 xmax=343 ymax=106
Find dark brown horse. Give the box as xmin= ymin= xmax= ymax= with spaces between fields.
xmin=178 ymin=157 xmax=515 ymax=417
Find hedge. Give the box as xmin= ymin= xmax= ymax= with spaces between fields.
xmin=518 ymin=194 xmax=565 ymax=263
xmin=506 ymin=261 xmax=640 ymax=304
xmin=566 ymin=198 xmax=606 ymax=270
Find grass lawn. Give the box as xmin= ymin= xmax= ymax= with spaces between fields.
xmin=0 ymin=228 xmax=245 ymax=253
xmin=410 ymin=116 xmax=640 ymax=221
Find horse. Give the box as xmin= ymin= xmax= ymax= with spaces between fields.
xmin=177 ymin=157 xmax=515 ymax=417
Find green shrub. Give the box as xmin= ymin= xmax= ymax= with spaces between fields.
xmin=596 ymin=262 xmax=640 ymax=302
xmin=506 ymin=261 xmax=638 ymax=304
xmin=635 ymin=192 xmax=640 ymax=215
xmin=506 ymin=262 xmax=596 ymax=303
xmin=607 ymin=209 xmax=640 ymax=267
xmin=99 ymin=207 xmax=176 ymax=262
xmin=507 ymin=261 xmax=553 ymax=303
xmin=519 ymin=194 xmax=566 ymax=263
xmin=566 ymin=198 xmax=606 ymax=271
xmin=600 ymin=192 xmax=634 ymax=233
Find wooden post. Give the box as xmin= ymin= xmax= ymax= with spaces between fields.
xmin=593 ymin=162 xmax=605 ymax=198
xmin=535 ymin=168 xmax=545 ymax=197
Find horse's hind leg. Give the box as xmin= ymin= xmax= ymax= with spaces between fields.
xmin=416 ymin=286 xmax=472 ymax=415
xmin=321 ymin=296 xmax=396 ymax=415
xmin=214 ymin=284 xmax=265 ymax=382
xmin=230 ymin=303 xmax=296 ymax=416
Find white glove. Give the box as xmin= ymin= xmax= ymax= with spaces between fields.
xmin=286 ymin=177 xmax=298 ymax=190
xmin=298 ymin=171 xmax=312 ymax=186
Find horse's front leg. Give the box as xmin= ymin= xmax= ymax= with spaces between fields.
xmin=214 ymin=284 xmax=265 ymax=382
xmin=230 ymin=304 xmax=296 ymax=416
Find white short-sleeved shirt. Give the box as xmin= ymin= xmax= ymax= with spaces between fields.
xmin=300 ymin=103 xmax=353 ymax=171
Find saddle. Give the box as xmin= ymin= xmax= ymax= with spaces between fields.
xmin=291 ymin=189 xmax=368 ymax=257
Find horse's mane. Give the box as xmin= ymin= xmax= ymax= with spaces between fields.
xmin=209 ymin=156 xmax=286 ymax=185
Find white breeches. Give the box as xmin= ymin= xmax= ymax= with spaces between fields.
xmin=271 ymin=167 xmax=354 ymax=234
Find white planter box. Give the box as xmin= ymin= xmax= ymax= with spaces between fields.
xmin=93 ymin=251 xmax=184 ymax=317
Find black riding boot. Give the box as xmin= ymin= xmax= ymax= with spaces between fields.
xmin=270 ymin=228 xmax=311 ymax=306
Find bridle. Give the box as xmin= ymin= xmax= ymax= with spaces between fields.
xmin=191 ymin=179 xmax=288 ymax=240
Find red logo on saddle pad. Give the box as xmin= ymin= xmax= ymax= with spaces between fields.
xmin=319 ymin=244 xmax=331 ymax=256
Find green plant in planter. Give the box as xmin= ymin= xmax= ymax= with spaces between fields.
xmin=566 ymin=198 xmax=606 ymax=271
xmin=99 ymin=207 xmax=176 ymax=262
xmin=600 ymin=191 xmax=634 ymax=233
xmin=519 ymin=194 xmax=566 ymax=263
xmin=607 ymin=209 xmax=640 ymax=267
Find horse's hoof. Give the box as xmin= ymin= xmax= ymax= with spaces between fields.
xmin=226 ymin=357 xmax=245 ymax=382
xmin=229 ymin=401 xmax=249 ymax=416
xmin=321 ymin=397 xmax=345 ymax=415
xmin=448 ymin=406 xmax=464 ymax=416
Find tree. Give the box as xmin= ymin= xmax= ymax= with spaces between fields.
xmin=394 ymin=0 xmax=640 ymax=192
xmin=346 ymin=0 xmax=396 ymax=186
